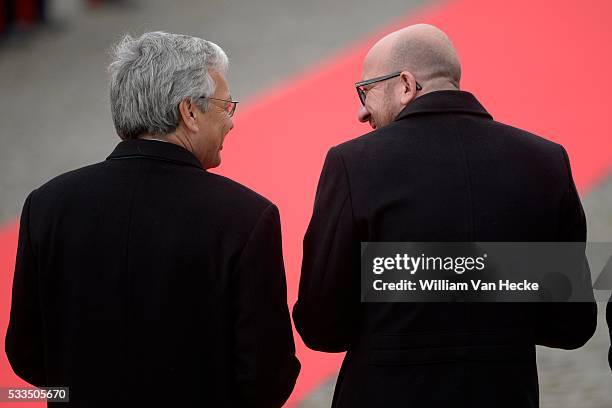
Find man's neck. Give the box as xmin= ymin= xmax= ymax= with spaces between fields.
xmin=140 ymin=131 xmax=194 ymax=154
xmin=139 ymin=135 xmax=169 ymax=143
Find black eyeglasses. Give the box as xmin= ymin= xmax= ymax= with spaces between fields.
xmin=200 ymin=96 xmax=239 ymax=117
xmin=355 ymin=72 xmax=422 ymax=105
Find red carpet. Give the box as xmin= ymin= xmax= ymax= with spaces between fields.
xmin=1 ymin=0 xmax=611 ymax=406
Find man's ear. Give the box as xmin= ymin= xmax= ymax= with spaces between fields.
xmin=179 ymin=99 xmax=199 ymax=132
xmin=399 ymin=71 xmax=418 ymax=106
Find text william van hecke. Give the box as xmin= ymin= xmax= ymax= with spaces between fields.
xmin=372 ymin=279 xmax=539 ymax=291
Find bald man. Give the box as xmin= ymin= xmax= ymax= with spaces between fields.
xmin=294 ymin=24 xmax=597 ymax=408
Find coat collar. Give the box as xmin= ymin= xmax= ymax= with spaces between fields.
xmin=394 ymin=90 xmax=493 ymax=122
xmin=106 ymin=138 xmax=203 ymax=170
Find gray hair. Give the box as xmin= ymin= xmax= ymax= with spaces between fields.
xmin=108 ymin=31 xmax=229 ymax=139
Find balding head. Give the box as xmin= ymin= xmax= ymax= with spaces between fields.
xmin=357 ymin=24 xmax=462 ymax=129
xmin=366 ymin=24 xmax=461 ymax=89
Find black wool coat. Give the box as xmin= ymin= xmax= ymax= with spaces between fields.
xmin=6 ymin=139 xmax=300 ymax=407
xmin=294 ymin=90 xmax=597 ymax=408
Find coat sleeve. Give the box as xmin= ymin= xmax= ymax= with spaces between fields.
xmin=5 ymin=192 xmax=47 ymax=386
xmin=607 ymin=295 xmax=612 ymax=371
xmin=293 ymin=147 xmax=361 ymax=352
xmin=232 ymin=204 xmax=300 ymax=408
xmin=534 ymin=146 xmax=597 ymax=350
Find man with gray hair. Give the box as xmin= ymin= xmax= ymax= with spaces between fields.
xmin=295 ymin=24 xmax=596 ymax=407
xmin=6 ymin=31 xmax=299 ymax=407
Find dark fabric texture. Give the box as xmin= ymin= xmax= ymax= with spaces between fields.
xmin=6 ymin=139 xmax=300 ymax=407
xmin=608 ymin=295 xmax=612 ymax=370
xmin=294 ymin=90 xmax=597 ymax=408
